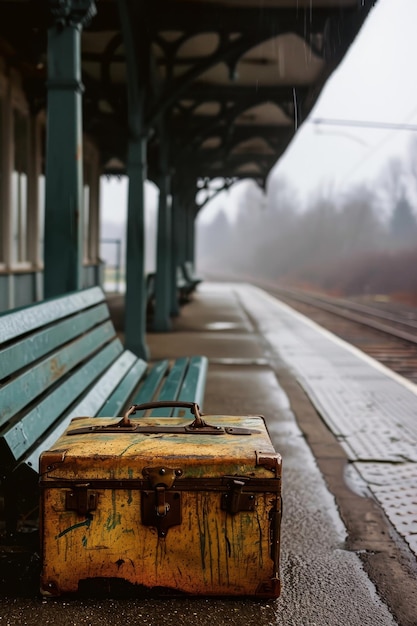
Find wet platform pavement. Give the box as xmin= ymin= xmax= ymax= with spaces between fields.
xmin=2 ymin=281 xmax=417 ymax=625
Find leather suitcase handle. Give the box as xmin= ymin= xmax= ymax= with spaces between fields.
xmin=67 ymin=402 xmax=260 ymax=436
xmin=122 ymin=401 xmax=203 ymax=427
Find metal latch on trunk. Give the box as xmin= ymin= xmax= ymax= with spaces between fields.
xmin=65 ymin=484 xmax=98 ymax=516
xmin=141 ymin=466 xmax=182 ymax=538
xmin=221 ymin=478 xmax=256 ymax=514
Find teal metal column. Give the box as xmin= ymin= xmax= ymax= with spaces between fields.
xmin=185 ymin=199 xmax=197 ymax=265
xmin=124 ymin=137 xmax=149 ymax=359
xmin=153 ymin=166 xmax=172 ymax=331
xmin=170 ymin=189 xmax=181 ymax=317
xmin=44 ymin=1 xmax=96 ymax=298
xmin=176 ymin=193 xmax=188 ymax=268
xmin=118 ymin=0 xmax=149 ymax=359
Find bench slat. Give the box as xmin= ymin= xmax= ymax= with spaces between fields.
xmin=97 ymin=357 xmax=148 ymax=417
xmin=0 ymin=286 xmax=105 ymax=343
xmin=171 ymin=356 xmax=208 ymax=416
xmin=0 ymin=321 xmax=116 ymax=429
xmin=150 ymin=357 xmax=188 ymax=416
xmin=20 ymin=349 xmax=142 ymax=476
xmin=0 ymin=303 xmax=110 ymax=380
xmin=130 ymin=360 xmax=170 ymax=416
xmin=0 ymin=339 xmax=123 ymax=468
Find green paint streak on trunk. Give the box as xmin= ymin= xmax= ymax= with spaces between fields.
xmin=56 ymin=517 xmax=91 ymax=539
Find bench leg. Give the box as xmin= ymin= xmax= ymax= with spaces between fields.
xmin=3 ymin=478 xmax=19 ymax=537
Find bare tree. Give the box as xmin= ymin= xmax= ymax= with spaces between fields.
xmin=389 ymin=193 xmax=417 ymax=250
xmin=406 ymin=134 xmax=417 ymax=212
xmin=377 ymin=157 xmax=408 ymax=218
xmin=338 ymin=184 xmax=383 ymax=254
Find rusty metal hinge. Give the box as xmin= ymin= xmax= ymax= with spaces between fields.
xmin=65 ymin=484 xmax=98 ymax=516
xmin=142 ymin=466 xmax=183 ymax=488
xmin=221 ymin=479 xmax=256 ymax=514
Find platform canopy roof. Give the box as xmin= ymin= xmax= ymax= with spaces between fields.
xmin=0 ymin=0 xmax=376 ymax=188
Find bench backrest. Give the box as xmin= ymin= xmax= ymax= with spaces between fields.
xmin=0 ymin=287 xmax=144 ymax=475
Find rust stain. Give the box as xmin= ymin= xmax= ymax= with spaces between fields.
xmin=49 ymin=357 xmax=67 ymax=381
xmin=127 ymin=468 xmax=133 ymax=504
xmin=255 ymin=509 xmax=264 ymax=567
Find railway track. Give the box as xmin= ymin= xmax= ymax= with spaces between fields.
xmin=261 ymin=283 xmax=417 ymax=386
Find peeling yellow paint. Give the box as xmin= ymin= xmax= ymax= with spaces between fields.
xmin=40 ymin=415 xmax=282 ymax=597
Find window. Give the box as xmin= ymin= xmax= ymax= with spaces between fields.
xmin=38 ymin=173 xmax=45 ymax=264
xmin=11 ymin=109 xmax=29 ymax=264
xmin=0 ymin=97 xmax=4 ymax=264
xmin=84 ymin=179 xmax=90 ymax=262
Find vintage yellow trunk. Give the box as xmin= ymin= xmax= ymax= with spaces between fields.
xmin=40 ymin=406 xmax=282 ymax=597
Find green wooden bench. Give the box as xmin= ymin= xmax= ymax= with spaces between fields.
xmin=0 ymin=286 xmax=208 ymax=534
xmin=181 ymin=262 xmax=203 ymax=296
xmin=146 ymin=267 xmax=191 ymax=315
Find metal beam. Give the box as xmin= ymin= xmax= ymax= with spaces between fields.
xmin=177 ymin=84 xmax=309 ymax=104
xmin=145 ymin=3 xmax=350 ymax=35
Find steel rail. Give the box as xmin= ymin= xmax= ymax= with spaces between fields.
xmin=268 ymin=286 xmax=417 ymax=346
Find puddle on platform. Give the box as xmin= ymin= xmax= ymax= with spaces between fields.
xmin=204 ymin=322 xmax=240 ymax=330
xmin=209 ymin=357 xmax=269 ymax=366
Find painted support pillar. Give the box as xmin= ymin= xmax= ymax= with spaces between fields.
xmin=153 ymin=166 xmax=172 ymax=331
xmin=124 ymin=138 xmax=149 ymax=359
xmin=176 ymin=193 xmax=188 ymax=268
xmin=185 ymin=199 xmax=197 ymax=266
xmin=43 ymin=0 xmax=96 ymax=298
xmin=27 ymin=116 xmax=41 ymax=270
xmin=170 ymin=189 xmax=181 ymax=317
xmin=87 ymin=150 xmax=100 ymax=270
xmin=118 ymin=0 xmax=149 ymax=359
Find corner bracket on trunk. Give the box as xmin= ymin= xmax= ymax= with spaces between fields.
xmin=256 ymin=451 xmax=281 ymax=474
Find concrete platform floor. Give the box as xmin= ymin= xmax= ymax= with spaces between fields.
xmin=1 ymin=282 xmax=416 ymax=625
xmin=105 ymin=281 xmax=417 ymax=626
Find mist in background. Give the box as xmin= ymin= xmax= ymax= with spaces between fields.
xmin=100 ymin=180 xmax=158 ymax=290
xmin=196 ymin=138 xmax=417 ymax=296
xmin=99 ymin=0 xmax=417 ymax=298
xmin=195 ymin=0 xmax=417 ymax=297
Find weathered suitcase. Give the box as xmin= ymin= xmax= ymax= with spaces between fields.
xmin=39 ymin=401 xmax=282 ymax=597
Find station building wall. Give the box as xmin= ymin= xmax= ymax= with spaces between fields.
xmin=0 ymin=56 xmax=103 ymax=312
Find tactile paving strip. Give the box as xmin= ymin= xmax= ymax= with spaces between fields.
xmin=259 ymin=302 xmax=417 ymax=462
xmin=354 ymin=462 xmax=417 ymax=550
xmin=340 ymin=429 xmax=417 ymax=463
xmin=236 ymin=286 xmax=417 ymax=557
